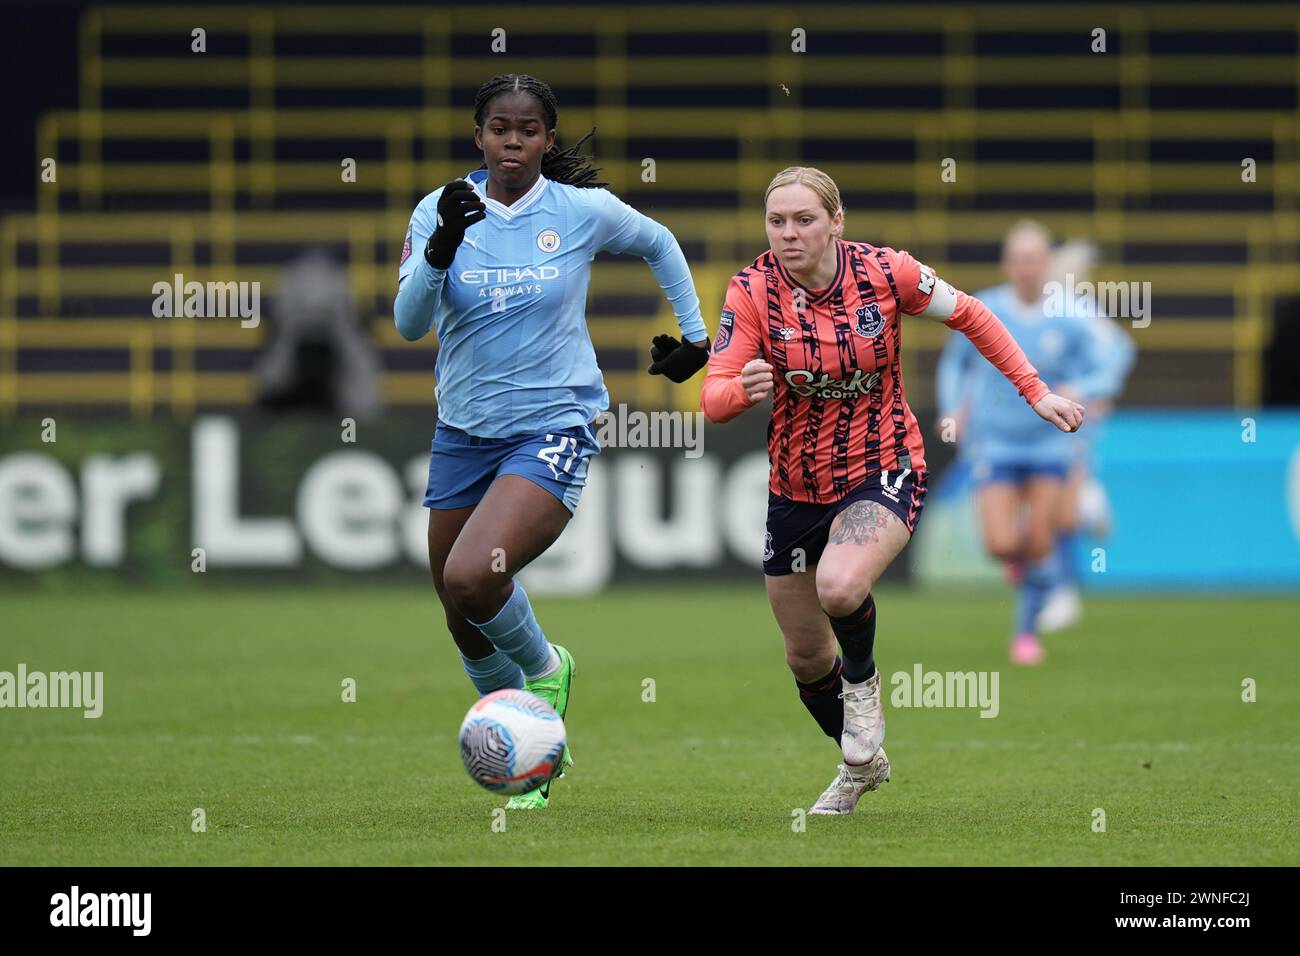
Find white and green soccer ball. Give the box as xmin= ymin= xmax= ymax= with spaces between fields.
xmin=458 ymin=689 xmax=566 ymax=796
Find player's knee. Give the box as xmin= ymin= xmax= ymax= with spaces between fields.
xmin=1023 ymin=533 xmax=1054 ymax=562
xmin=785 ymin=645 xmax=833 ymax=683
xmin=984 ymin=537 xmax=1019 ymax=563
xmin=430 ymin=561 xmax=452 ymax=601
xmin=441 ymin=554 xmax=507 ymax=622
xmin=816 ymin=575 xmax=869 ymax=620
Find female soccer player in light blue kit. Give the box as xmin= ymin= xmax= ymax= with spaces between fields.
xmin=394 ymin=74 xmax=710 ymax=809
xmin=936 ymin=221 xmax=1109 ymax=666
xmin=1038 ymin=241 xmax=1135 ymax=634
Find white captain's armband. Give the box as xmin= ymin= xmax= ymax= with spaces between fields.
xmin=919 ymin=268 xmax=959 ymax=320
xmin=917 ymin=263 xmax=936 ymax=295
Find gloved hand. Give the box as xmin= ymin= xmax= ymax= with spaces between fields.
xmin=647 ymin=333 xmax=711 ymax=383
xmin=424 ymin=180 xmax=487 ymax=269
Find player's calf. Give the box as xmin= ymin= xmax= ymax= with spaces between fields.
xmin=827 ymin=594 xmax=885 ymax=764
xmin=794 ymin=656 xmax=845 ymax=743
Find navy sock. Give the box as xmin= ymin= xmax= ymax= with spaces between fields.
xmin=829 ymin=594 xmax=877 ymax=683
xmin=796 ymin=657 xmax=844 ymax=744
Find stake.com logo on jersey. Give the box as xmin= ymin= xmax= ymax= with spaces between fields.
xmin=784 ymin=368 xmax=881 ymax=399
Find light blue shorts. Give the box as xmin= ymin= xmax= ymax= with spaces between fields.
xmin=970 ymin=460 xmax=1071 ymax=487
xmin=423 ymin=421 xmax=599 ymax=514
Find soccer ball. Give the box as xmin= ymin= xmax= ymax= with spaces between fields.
xmin=458 ymin=689 xmax=566 ymax=795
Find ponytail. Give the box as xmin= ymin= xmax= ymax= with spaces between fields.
xmin=539 ymin=128 xmax=607 ymax=189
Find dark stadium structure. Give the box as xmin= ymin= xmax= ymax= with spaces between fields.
xmin=1 ymin=2 xmax=1295 ymax=420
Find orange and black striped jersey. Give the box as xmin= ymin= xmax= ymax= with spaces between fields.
xmin=704 ymin=240 xmax=942 ymax=503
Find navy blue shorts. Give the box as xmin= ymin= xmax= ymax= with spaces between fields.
xmin=764 ymin=469 xmax=928 ymax=575
xmin=971 ymin=460 xmax=1070 ymax=487
xmin=423 ymin=421 xmax=600 ymax=514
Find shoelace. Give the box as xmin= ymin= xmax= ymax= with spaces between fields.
xmin=816 ymin=764 xmax=875 ymax=808
xmin=839 ymin=684 xmax=880 ymax=724
xmin=832 ymin=764 xmax=857 ymax=793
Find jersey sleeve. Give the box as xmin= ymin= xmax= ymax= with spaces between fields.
xmin=883 ymin=247 xmax=960 ymax=320
xmin=591 ymin=188 xmax=643 ymax=256
xmin=398 ymin=195 xmax=439 ymax=286
xmin=591 ymin=188 xmax=707 ymax=342
xmin=700 ymin=276 xmax=768 ymax=423
xmin=884 ymin=246 xmax=1046 ymax=405
xmin=393 ymin=195 xmax=446 ymax=341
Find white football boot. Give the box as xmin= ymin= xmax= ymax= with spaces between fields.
xmin=1037 ymin=584 xmax=1082 ymax=634
xmin=1077 ymin=476 xmax=1113 ymax=538
xmin=840 ymin=672 xmax=885 ymax=766
xmin=809 ymin=749 xmax=891 ymax=815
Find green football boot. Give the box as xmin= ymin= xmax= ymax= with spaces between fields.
xmin=505 ymin=645 xmax=575 ymax=811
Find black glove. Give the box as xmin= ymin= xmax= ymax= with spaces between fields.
xmin=424 ymin=180 xmax=487 ymax=269
xmin=647 ymin=333 xmax=711 ymax=383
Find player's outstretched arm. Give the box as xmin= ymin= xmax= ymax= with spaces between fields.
xmin=942 ymin=290 xmax=1086 ymax=433
xmin=956 ymin=292 xmax=1087 ymax=432
xmin=593 ymin=189 xmax=709 ymax=379
xmin=896 ymin=250 xmax=1086 ymax=434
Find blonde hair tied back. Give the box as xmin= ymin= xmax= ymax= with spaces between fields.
xmin=764 ymin=166 xmax=844 ymax=239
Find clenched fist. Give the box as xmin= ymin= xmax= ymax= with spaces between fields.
xmin=1032 ymin=392 xmax=1086 ymax=433
xmin=741 ymin=359 xmax=775 ymax=404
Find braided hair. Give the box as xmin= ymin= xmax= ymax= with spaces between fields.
xmin=472 ymin=73 xmax=608 ymax=189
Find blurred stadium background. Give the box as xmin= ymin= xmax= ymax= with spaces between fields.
xmin=2 ymin=0 xmax=1297 ymax=591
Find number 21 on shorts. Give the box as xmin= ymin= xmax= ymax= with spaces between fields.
xmin=537 ymin=434 xmax=580 ymax=479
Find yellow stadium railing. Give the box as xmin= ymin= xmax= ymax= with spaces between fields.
xmin=3 ymin=3 xmax=1296 ymax=418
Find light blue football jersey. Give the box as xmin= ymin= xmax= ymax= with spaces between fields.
xmin=394 ymin=168 xmax=705 ymax=437
xmin=936 ymin=283 xmax=1118 ymax=465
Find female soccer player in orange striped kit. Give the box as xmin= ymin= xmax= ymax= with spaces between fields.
xmin=701 ymin=167 xmax=1085 ymax=815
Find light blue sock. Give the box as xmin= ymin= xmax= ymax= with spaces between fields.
xmin=1015 ymin=553 xmax=1057 ymax=636
xmin=469 ymin=580 xmax=555 ymax=680
xmin=1055 ymin=531 xmax=1079 ymax=588
xmin=460 ymin=648 xmax=525 ymax=696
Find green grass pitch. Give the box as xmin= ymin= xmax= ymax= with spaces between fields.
xmin=2 ymin=585 xmax=1296 ymax=866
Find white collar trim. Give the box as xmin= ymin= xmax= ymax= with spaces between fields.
xmin=469 ymin=169 xmax=549 ymax=220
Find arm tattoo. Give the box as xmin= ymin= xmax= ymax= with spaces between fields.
xmin=829 ymin=500 xmax=893 ymax=545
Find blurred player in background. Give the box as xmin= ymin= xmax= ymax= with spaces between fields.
xmin=702 ymin=169 xmax=1083 ymax=815
xmin=1036 ymin=240 xmax=1135 ymax=633
xmin=256 ymin=247 xmax=383 ymax=422
xmin=394 ymin=74 xmax=711 ymax=809
xmin=935 ymin=222 xmax=1113 ymax=665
